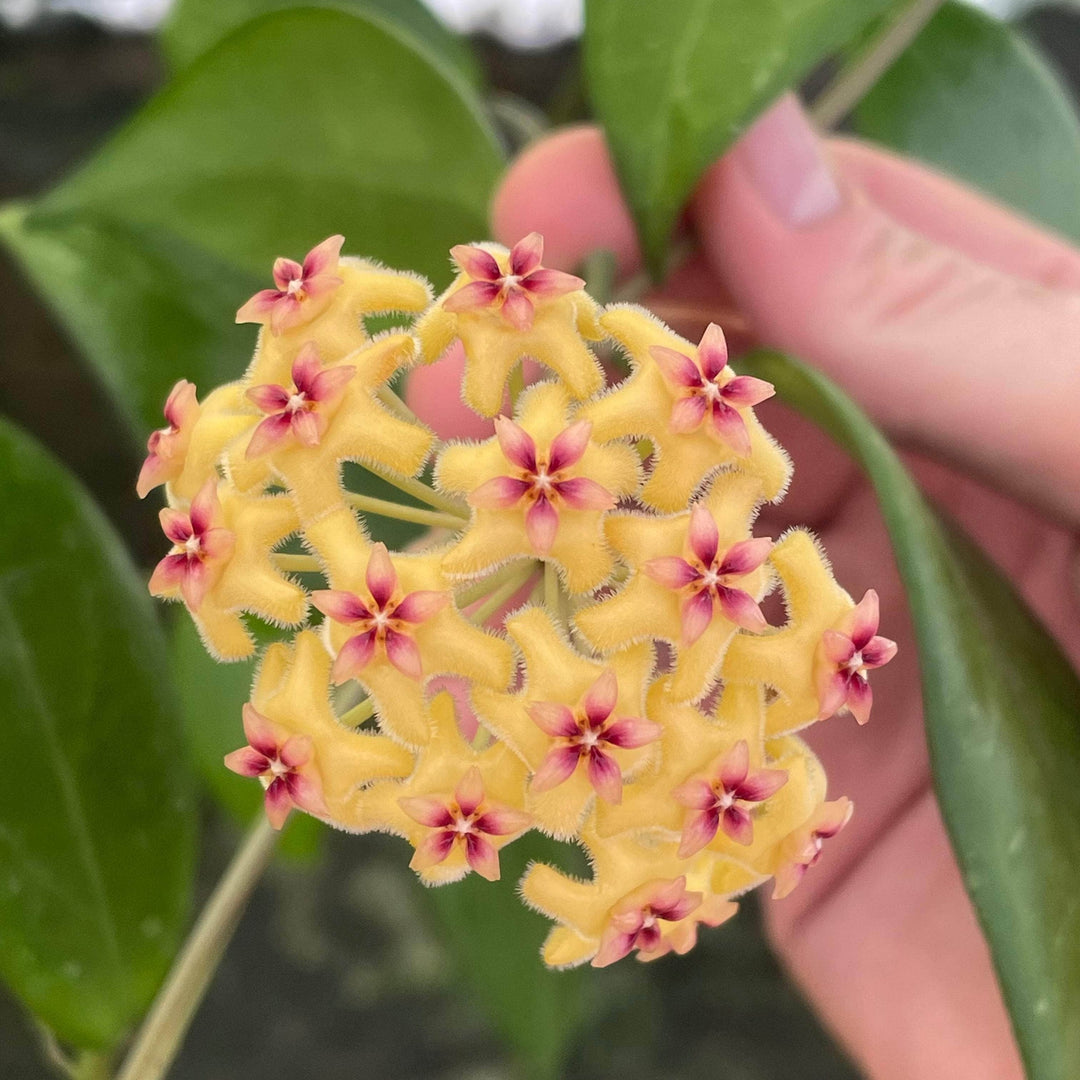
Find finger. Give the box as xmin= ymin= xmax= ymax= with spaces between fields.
xmin=769 ymin=787 xmax=1023 ymax=1080
xmin=491 ymin=125 xmax=641 ymax=274
xmin=829 ymin=138 xmax=1080 ymax=291
xmin=692 ymin=94 xmax=1080 ymax=525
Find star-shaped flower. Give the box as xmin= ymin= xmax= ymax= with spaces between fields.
xmin=415 ymin=235 xmax=604 ymax=416
xmin=444 ymin=233 xmax=584 ymax=331
xmin=592 ymin=876 xmax=704 ymax=966
xmin=246 ymin=342 xmax=355 ymax=458
xmin=576 ymin=471 xmax=770 ymax=702
xmin=237 ymin=234 xmax=345 ymax=335
xmin=149 ymin=478 xmax=235 ymax=611
xmin=353 ymin=692 xmax=531 ymax=884
xmin=672 ymin=740 xmax=788 ymax=855
xmin=644 ymin=503 xmax=773 ymax=642
xmin=400 ymin=765 xmax=532 ymax=881
xmin=472 ymin=607 xmax=657 ymax=838
xmin=229 ymin=333 xmax=434 ymax=524
xmin=224 ymin=704 xmax=329 ymax=830
xmin=470 ymin=416 xmax=615 ymax=554
xmin=240 ymin=239 xmax=433 ymax=389
xmin=316 ymin=544 xmax=514 ymax=747
xmin=578 ymin=306 xmax=791 ymax=511
xmin=149 ymin=480 xmax=307 ymax=659
xmin=771 ymin=798 xmax=854 ymax=899
xmin=593 ymin=679 xmax=822 ymax=890
xmin=722 ymin=530 xmax=860 ymax=737
xmin=651 ymin=323 xmax=775 ymax=455
xmin=312 ymin=542 xmax=449 ymax=681
xmin=244 ymin=631 xmax=414 ymax=827
xmin=816 ymin=589 xmax=897 ymax=725
xmin=530 ymin=669 xmax=661 ymax=805
xmin=436 ymin=381 xmax=640 ymax=593
xmin=137 ymin=379 xmax=200 ymax=498
xmin=521 ymin=828 xmax=737 ymax=968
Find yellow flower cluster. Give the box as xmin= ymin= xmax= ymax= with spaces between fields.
xmin=142 ymin=234 xmax=895 ymax=968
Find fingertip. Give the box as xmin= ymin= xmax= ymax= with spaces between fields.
xmin=491 ymin=124 xmax=642 ymax=274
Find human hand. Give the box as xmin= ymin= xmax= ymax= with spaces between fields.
xmin=408 ymin=93 xmax=1080 ymax=1080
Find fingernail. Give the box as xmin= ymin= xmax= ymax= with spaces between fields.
xmin=735 ymin=94 xmax=841 ymax=227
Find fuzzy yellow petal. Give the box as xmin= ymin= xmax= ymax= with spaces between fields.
xmin=246 ymin=260 xmax=432 ymax=387
xmin=415 ymin=248 xmax=603 ymax=416
xmin=472 ymin=607 xmax=654 ymax=838
xmin=250 ymin=632 xmax=414 ymax=825
xmin=230 ymin=334 xmax=434 ymax=524
xmin=321 ymin=547 xmax=514 ymax=746
xmin=580 ymin=305 xmax=791 ymax=508
xmin=723 ymin=529 xmax=854 ymax=736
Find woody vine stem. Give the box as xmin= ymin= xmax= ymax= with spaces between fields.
xmin=109 ymin=3 xmax=935 ymax=1075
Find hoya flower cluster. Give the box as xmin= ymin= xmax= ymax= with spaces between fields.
xmin=141 ymin=233 xmax=895 ymax=969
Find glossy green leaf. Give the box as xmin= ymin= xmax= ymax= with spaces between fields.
xmin=740 ymin=350 xmax=1080 ymax=1080
xmin=423 ymin=834 xmax=589 ymax=1080
xmin=584 ymin=0 xmax=900 ymax=277
xmin=0 ymin=419 xmax=196 ymax=1050
xmin=160 ymin=0 xmax=483 ymax=89
xmin=854 ymin=2 xmax=1080 ymax=243
xmin=1 ymin=6 xmax=502 ymax=437
xmin=0 ymin=203 xmax=257 ymax=437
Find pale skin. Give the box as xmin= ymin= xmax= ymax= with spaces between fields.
xmin=408 ymin=94 xmax=1080 ymax=1079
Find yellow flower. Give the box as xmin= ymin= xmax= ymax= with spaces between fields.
xmin=722 ymin=529 xmax=856 ymax=736
xmin=576 ymin=471 xmax=770 ymax=701
xmin=578 ymin=306 xmax=791 ymax=511
xmin=239 ymin=235 xmax=432 ymax=387
xmin=149 ymin=480 xmax=305 ymax=660
xmin=352 ymin=692 xmax=531 ymax=884
xmin=227 ymin=333 xmax=433 ymax=523
xmin=522 ymin=827 xmax=737 ymax=968
xmin=472 ymin=607 xmax=658 ymax=838
xmin=436 ymin=381 xmax=640 ymax=593
xmin=415 ymin=235 xmax=604 ymax=416
xmin=312 ymin=543 xmax=514 ymax=747
xmin=143 ymin=233 xmax=893 ymax=969
xmin=232 ymin=631 xmax=414 ymax=826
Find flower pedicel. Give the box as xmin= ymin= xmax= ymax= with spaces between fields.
xmin=141 ymin=233 xmax=895 ymax=969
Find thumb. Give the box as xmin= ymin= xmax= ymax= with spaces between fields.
xmin=693 ymin=94 xmax=1080 ymax=524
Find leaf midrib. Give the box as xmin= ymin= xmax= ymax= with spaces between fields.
xmin=0 ymin=588 xmax=124 ymax=980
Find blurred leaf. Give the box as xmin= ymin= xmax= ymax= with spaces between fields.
xmin=0 ymin=419 xmax=196 ymax=1050
xmin=583 ymin=0 xmax=900 ymax=277
xmin=740 ymin=350 xmax=1080 ymax=1080
xmin=854 ymin=1 xmax=1080 ymax=243
xmin=0 ymin=204 xmax=257 ymax=437
xmin=1 ymin=6 xmax=502 ymax=439
xmin=160 ymin=0 xmax=483 ymax=89
xmin=423 ymin=834 xmax=589 ymax=1080
xmin=171 ymin=617 xmax=322 ymax=859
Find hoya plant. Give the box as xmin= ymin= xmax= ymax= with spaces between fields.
xmin=0 ymin=2 xmax=1077 ymax=1080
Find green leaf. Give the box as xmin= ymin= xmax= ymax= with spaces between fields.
xmin=422 ymin=834 xmax=589 ymax=1080
xmin=0 ymin=419 xmax=196 ymax=1050
xmin=1 ymin=6 xmax=502 ymax=438
xmin=853 ymin=2 xmax=1080 ymax=244
xmin=0 ymin=203 xmax=258 ymax=436
xmin=583 ymin=0 xmax=900 ymax=277
xmin=171 ymin=617 xmax=321 ymax=859
xmin=160 ymin=0 xmax=483 ymax=89
xmin=739 ymin=350 xmax=1080 ymax=1080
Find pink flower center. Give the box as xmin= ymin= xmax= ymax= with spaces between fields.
xmin=286 ymin=391 xmax=309 ymax=413
xmin=286 ymin=277 xmax=305 ymax=297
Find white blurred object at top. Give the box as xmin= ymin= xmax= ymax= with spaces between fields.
xmin=0 ymin=0 xmax=1053 ymax=41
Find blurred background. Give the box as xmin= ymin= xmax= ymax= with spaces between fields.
xmin=2 ymin=2 xmax=1079 ymax=1077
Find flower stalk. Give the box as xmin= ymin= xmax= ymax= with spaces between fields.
xmin=114 ymin=817 xmax=279 ymax=1080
